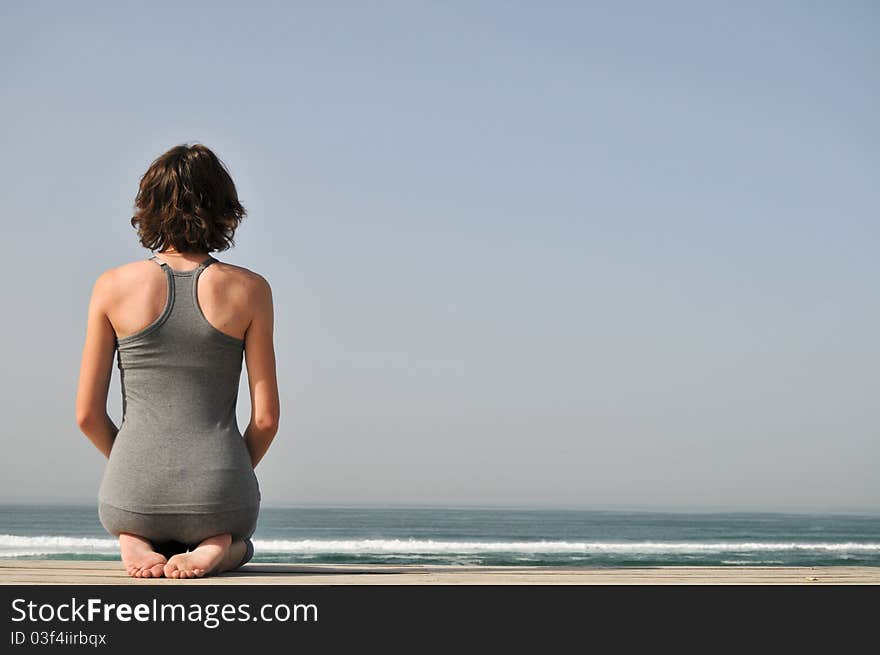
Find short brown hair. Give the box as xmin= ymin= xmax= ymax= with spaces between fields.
xmin=131 ymin=143 xmax=246 ymax=253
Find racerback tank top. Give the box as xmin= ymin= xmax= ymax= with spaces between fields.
xmin=98 ymin=254 xmax=261 ymax=514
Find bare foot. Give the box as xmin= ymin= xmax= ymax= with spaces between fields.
xmin=164 ymin=533 xmax=232 ymax=579
xmin=215 ymin=539 xmax=248 ymax=574
xmin=119 ymin=533 xmax=167 ymax=578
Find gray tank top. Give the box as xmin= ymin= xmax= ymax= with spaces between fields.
xmin=98 ymin=254 xmax=260 ymax=514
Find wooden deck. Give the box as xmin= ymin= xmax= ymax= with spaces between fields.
xmin=1 ymin=560 xmax=879 ymax=584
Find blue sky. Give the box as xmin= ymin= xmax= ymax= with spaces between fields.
xmin=1 ymin=1 xmax=877 ymax=511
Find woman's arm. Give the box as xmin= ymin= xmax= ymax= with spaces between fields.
xmin=75 ymin=272 xmax=119 ymax=458
xmin=242 ymin=274 xmax=280 ymax=468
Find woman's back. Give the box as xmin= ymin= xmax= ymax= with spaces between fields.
xmin=98 ymin=254 xmax=260 ymax=514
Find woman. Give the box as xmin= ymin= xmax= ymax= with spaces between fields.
xmin=75 ymin=143 xmax=280 ymax=579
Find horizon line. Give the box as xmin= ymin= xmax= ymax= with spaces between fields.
xmin=1 ymin=498 xmax=878 ymax=517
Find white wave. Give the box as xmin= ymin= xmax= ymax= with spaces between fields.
xmin=254 ymin=539 xmax=880 ymax=554
xmin=2 ymin=534 xmax=879 ymax=557
xmin=0 ymin=535 xmax=119 ymax=557
xmin=251 ymin=538 xmax=880 ymax=554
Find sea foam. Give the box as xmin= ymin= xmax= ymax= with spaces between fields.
xmin=2 ymin=534 xmax=880 ymax=557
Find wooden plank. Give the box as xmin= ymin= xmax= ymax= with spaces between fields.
xmin=0 ymin=561 xmax=878 ymax=585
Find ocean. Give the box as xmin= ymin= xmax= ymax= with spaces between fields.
xmin=2 ymin=504 xmax=879 ymax=567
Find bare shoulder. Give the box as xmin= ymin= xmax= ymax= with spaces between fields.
xmin=92 ymin=259 xmax=153 ymax=296
xmin=213 ymin=261 xmax=273 ymax=303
